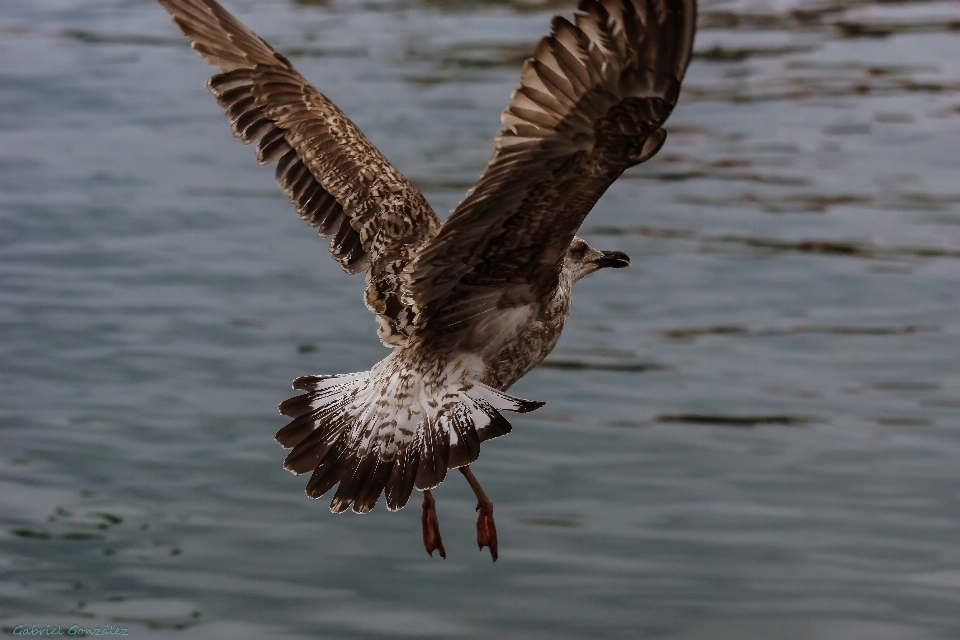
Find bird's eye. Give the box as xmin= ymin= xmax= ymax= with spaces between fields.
xmin=569 ymin=243 xmax=587 ymax=260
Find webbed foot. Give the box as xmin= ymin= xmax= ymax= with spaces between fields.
xmin=421 ymin=489 xmax=445 ymax=559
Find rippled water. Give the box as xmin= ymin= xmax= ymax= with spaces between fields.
xmin=2 ymin=0 xmax=959 ymax=638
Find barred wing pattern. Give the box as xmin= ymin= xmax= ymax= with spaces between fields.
xmin=159 ymin=0 xmax=698 ymax=516
xmin=158 ymin=0 xmax=441 ymax=345
xmin=407 ymin=0 xmax=696 ymax=330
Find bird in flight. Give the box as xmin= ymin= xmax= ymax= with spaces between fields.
xmin=158 ymin=0 xmax=696 ymax=561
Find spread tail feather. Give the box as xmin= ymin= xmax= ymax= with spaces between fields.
xmin=276 ymin=369 xmax=543 ymax=514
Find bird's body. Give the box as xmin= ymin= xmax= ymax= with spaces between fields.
xmin=157 ymin=0 xmax=696 ymax=558
xmin=277 ymin=253 xmax=585 ymax=515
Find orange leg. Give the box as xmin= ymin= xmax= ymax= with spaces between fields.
xmin=459 ymin=466 xmax=498 ymax=561
xmin=421 ymin=489 xmax=445 ymax=559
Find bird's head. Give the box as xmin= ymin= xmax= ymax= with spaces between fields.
xmin=563 ymin=236 xmax=631 ymax=282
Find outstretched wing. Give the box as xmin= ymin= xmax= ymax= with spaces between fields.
xmin=158 ymin=0 xmax=441 ymax=345
xmin=407 ymin=0 xmax=695 ymax=329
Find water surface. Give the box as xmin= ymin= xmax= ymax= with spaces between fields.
xmin=1 ymin=0 xmax=959 ymax=638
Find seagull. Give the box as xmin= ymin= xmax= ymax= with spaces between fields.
xmin=158 ymin=0 xmax=696 ymax=561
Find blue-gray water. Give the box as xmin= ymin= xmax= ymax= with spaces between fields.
xmin=2 ymin=0 xmax=959 ymax=638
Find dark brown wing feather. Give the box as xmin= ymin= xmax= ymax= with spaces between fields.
xmin=157 ymin=0 xmax=441 ymax=345
xmin=406 ymin=0 xmax=696 ymax=329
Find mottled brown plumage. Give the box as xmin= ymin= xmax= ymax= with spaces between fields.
xmin=158 ymin=0 xmax=441 ymax=345
xmin=157 ymin=0 xmax=696 ymax=556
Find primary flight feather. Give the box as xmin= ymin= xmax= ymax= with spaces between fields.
xmin=158 ymin=0 xmax=696 ymax=560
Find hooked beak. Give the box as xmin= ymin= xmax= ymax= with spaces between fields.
xmin=594 ymin=250 xmax=631 ymax=269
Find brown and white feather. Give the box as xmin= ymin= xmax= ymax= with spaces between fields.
xmin=407 ymin=0 xmax=696 ymax=331
xmin=158 ymin=0 xmax=441 ymax=346
xmin=158 ymin=0 xmax=696 ymax=515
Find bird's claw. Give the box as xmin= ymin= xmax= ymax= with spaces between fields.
xmin=475 ymin=501 xmax=498 ymax=561
xmin=421 ymin=490 xmax=445 ymax=559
